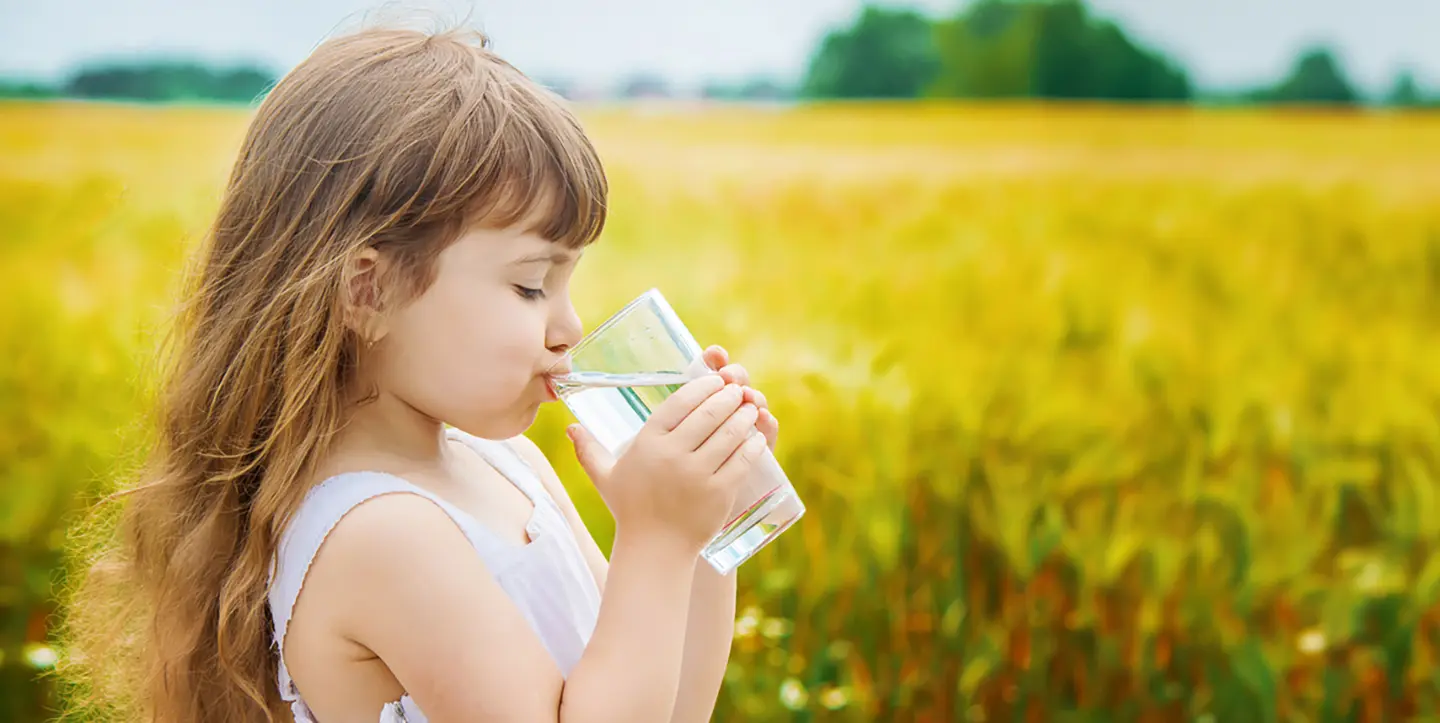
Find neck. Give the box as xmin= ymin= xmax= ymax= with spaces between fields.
xmin=326 ymin=387 xmax=451 ymax=475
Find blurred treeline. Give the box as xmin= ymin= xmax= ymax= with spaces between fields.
xmin=3 ymin=0 xmax=1437 ymax=108
xmin=802 ymin=0 xmax=1435 ymax=106
xmin=0 ymin=60 xmax=274 ymax=103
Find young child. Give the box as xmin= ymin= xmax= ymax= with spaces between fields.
xmin=61 ymin=24 xmax=781 ymax=723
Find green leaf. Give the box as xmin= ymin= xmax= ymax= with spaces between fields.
xmin=1231 ymin=640 xmax=1278 ymax=723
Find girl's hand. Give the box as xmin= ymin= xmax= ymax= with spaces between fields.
xmin=701 ymin=345 xmax=778 ymax=452
xmin=569 ymin=373 xmax=767 ymax=553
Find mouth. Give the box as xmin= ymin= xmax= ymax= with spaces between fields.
xmin=542 ymin=357 xmax=571 ymax=403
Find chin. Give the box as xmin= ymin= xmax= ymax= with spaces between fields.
xmin=519 ymin=404 xmax=542 ymax=430
xmin=448 ymin=406 xmax=538 ymax=441
xmin=504 ymin=403 xmax=545 ymax=438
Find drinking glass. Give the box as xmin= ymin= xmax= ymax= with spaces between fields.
xmin=549 ymin=288 xmax=805 ymax=574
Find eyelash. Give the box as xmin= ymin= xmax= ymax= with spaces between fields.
xmin=515 ymin=285 xmax=547 ymax=301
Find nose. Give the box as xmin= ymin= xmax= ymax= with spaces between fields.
xmin=545 ymin=300 xmax=583 ymax=359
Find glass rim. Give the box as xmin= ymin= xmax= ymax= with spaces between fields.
xmin=565 ymin=287 xmax=665 ymax=360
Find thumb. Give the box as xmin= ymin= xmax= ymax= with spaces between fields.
xmin=567 ymin=424 xmax=615 ymax=482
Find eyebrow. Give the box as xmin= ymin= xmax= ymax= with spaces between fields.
xmin=509 ymin=250 xmax=578 ymax=266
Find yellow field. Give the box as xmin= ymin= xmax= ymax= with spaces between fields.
xmin=3 ymin=101 xmax=1440 ymax=721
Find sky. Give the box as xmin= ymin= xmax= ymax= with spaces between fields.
xmin=2 ymin=0 xmax=1438 ymax=95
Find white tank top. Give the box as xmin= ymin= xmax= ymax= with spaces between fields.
xmin=267 ymin=429 xmax=602 ymax=722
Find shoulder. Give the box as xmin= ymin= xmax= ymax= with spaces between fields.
xmin=292 ymin=492 xmax=509 ymax=657
xmin=301 ymin=491 xmax=478 ymax=595
xmin=275 ymin=475 xmax=456 ymax=589
xmin=287 ymin=491 xmax=565 ymax=719
xmin=282 ymin=491 xmax=474 ymax=663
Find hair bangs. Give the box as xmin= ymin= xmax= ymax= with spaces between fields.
xmin=448 ymin=74 xmax=608 ymax=250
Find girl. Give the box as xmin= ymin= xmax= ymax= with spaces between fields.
xmin=61 ymin=23 xmax=781 ymax=723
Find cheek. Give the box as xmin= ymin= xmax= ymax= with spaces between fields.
xmin=379 ymin=283 xmax=545 ymax=418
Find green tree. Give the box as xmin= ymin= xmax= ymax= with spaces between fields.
xmin=1029 ymin=0 xmax=1093 ymax=97
xmin=801 ymin=5 xmax=940 ymax=99
xmin=1385 ymin=68 xmax=1426 ymax=107
xmin=931 ymin=0 xmax=1038 ymax=98
xmin=929 ymin=0 xmax=1190 ymax=101
xmin=1262 ymin=46 xmax=1359 ymax=105
xmin=63 ymin=60 xmax=274 ymax=103
xmin=1075 ymin=19 xmax=1191 ymax=100
xmin=0 ymin=80 xmax=58 ymax=99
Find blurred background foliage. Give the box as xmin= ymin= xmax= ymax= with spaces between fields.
xmin=4 ymin=0 xmax=1440 ymax=721
xmin=6 ymin=101 xmax=1440 ymax=722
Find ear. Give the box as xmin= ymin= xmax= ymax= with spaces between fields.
xmin=344 ymin=246 xmax=390 ymax=345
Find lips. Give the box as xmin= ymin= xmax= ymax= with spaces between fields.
xmin=542 ymin=358 xmax=570 ymax=403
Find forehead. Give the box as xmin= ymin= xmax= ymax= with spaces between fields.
xmin=445 ymin=223 xmax=580 ymax=269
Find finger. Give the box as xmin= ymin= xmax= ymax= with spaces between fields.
xmin=716 ymin=432 xmax=769 ymax=485
xmin=669 ymin=382 xmax=745 ymax=449
xmin=703 ymin=345 xmax=729 ymax=371
xmin=757 ymin=408 xmax=779 ymax=451
xmin=718 ymin=363 xmax=749 ymax=387
xmin=695 ymin=403 xmax=760 ymax=472
xmin=568 ymin=424 xmax=616 ymax=482
xmin=742 ymin=385 xmax=768 ymax=410
xmin=647 ymin=374 xmax=726 ymax=431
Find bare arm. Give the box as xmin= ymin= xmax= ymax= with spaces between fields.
xmin=562 ymin=527 xmax=696 ymax=722
xmin=513 ymin=435 xmax=738 ymax=723
xmin=669 ymin=562 xmax=738 ymax=723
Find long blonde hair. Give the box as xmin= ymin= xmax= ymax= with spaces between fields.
xmin=56 ymin=23 xmax=606 ymax=722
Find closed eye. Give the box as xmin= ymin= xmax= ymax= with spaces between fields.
xmin=514 ymin=285 xmax=546 ymax=301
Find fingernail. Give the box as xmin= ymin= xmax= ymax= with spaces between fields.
xmin=566 ymin=425 xmax=577 ymax=441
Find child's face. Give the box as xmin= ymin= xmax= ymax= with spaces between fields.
xmin=372 ymin=222 xmax=584 ymax=439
